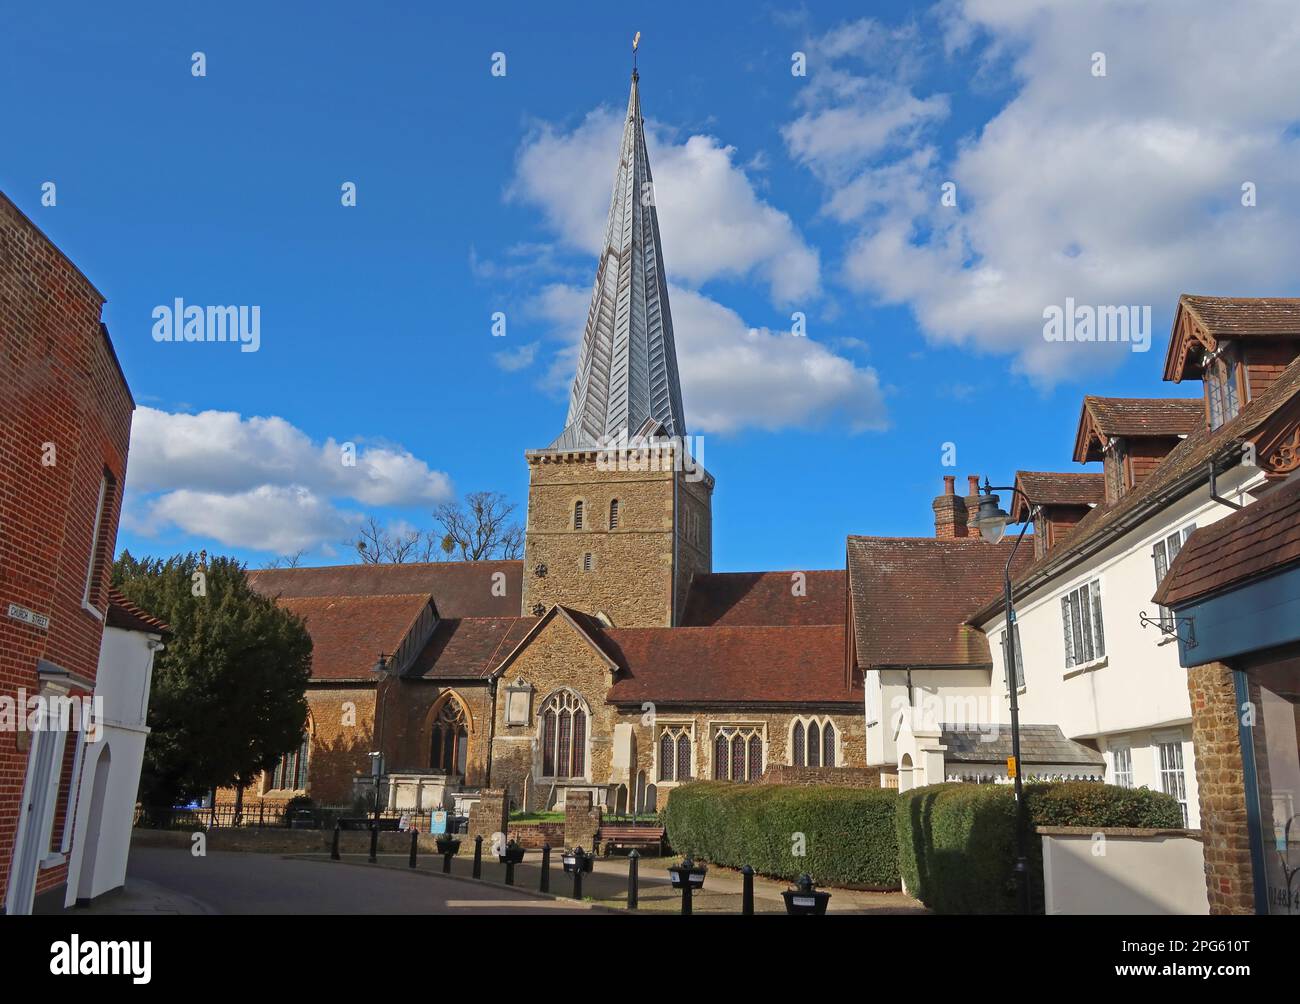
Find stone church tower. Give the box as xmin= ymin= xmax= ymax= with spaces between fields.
xmin=521 ymin=68 xmax=712 ymax=628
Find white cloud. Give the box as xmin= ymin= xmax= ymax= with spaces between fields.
xmin=144 ymin=486 xmax=359 ymax=555
xmin=493 ymin=341 xmax=540 ymax=372
xmin=125 ymin=407 xmax=453 ymax=554
xmin=529 ymin=283 xmax=887 ymax=435
xmin=787 ymin=4 xmax=1300 ymax=383
xmin=509 ymin=106 xmax=820 ymax=304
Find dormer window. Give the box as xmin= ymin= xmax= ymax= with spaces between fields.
xmin=1205 ymin=350 xmax=1240 ymax=430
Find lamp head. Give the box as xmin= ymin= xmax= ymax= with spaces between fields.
xmin=975 ymin=487 xmax=1011 ymax=543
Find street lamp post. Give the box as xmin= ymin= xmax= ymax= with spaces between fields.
xmin=973 ymin=479 xmax=1038 ymax=916
xmin=371 ymin=653 xmax=393 ymax=827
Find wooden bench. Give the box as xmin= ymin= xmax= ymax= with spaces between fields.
xmin=599 ymin=824 xmax=666 ymax=857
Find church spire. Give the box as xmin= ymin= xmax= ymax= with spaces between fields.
xmin=549 ymin=51 xmax=687 ymax=451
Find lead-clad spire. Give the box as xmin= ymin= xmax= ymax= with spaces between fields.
xmin=549 ymin=66 xmax=687 ymax=451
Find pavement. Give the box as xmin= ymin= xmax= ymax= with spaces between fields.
xmin=290 ymin=848 xmax=926 ymax=915
xmin=80 ymin=848 xmax=599 ymax=915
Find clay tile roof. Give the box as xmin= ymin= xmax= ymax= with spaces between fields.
xmin=1154 ymin=475 xmax=1300 ymax=608
xmin=247 ymin=561 xmax=522 ymax=618
xmin=847 ymin=537 xmax=1033 ymax=668
xmin=276 ymin=593 xmax=433 ymax=681
xmin=105 ymin=589 xmax=170 ymax=635
xmin=970 ymin=355 xmax=1300 ymax=625
xmin=1180 ymin=295 xmax=1300 ymax=338
xmin=680 ymin=570 xmax=844 ymax=626
xmin=409 ymin=616 xmax=538 ymax=680
xmin=603 ymin=624 xmax=855 ymax=706
xmin=1083 ymin=396 xmax=1204 ymax=438
xmin=1015 ymin=471 xmax=1105 ymax=510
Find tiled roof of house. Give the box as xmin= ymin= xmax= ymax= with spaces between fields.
xmin=1180 ymin=295 xmax=1300 ymax=338
xmin=408 ymin=616 xmax=537 ymax=680
xmin=1081 ymin=396 xmax=1204 ymax=438
xmin=248 ymin=561 xmax=522 ymax=618
xmin=105 ymin=589 xmax=170 ymax=635
xmin=598 ymin=624 xmax=852 ymax=706
xmin=680 ymin=570 xmax=844 ymax=626
xmin=1014 ymin=472 xmax=1105 ymax=516
xmin=847 ymin=537 xmax=1033 ymax=669
xmin=1154 ymin=474 xmax=1300 ymax=608
xmin=939 ymin=724 xmax=1104 ymax=767
xmin=276 ymin=593 xmax=433 ymax=681
xmin=970 ymin=354 xmax=1300 ymax=625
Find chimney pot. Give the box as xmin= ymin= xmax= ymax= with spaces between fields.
xmin=967 ymin=475 xmax=980 ymax=495
xmin=943 ymin=475 xmax=956 ymax=496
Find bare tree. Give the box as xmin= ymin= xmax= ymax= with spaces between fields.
xmin=351 ymin=492 xmax=523 ymax=564
xmin=262 ymin=550 xmax=306 ymax=569
xmin=434 ymin=491 xmax=524 ymax=560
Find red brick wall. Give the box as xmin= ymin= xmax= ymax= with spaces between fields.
xmin=0 ymin=192 xmax=134 ymax=909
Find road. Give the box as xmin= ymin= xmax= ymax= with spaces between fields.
xmin=107 ymin=849 xmax=598 ymax=915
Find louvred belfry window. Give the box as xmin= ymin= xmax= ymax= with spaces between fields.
xmin=574 ymin=500 xmax=584 ymax=529
xmin=540 ymin=690 xmax=588 ymax=779
xmin=609 ymin=499 xmax=620 ymax=529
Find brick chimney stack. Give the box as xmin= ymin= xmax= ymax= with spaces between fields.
xmin=963 ymin=475 xmax=983 ymax=534
xmin=932 ymin=475 xmax=969 ymax=539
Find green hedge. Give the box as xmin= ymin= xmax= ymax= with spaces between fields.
xmin=663 ymin=782 xmax=900 ymax=888
xmin=896 ymin=781 xmax=1185 ymax=914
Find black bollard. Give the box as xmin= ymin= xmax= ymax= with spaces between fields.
xmin=472 ymin=834 xmax=483 ymax=879
xmin=442 ymin=849 xmax=454 ymax=874
xmin=540 ymin=844 xmax=551 ymax=893
xmin=572 ymin=847 xmax=586 ymax=901
xmin=368 ymin=823 xmax=378 ymax=864
xmin=330 ymin=822 xmax=341 ymax=861
xmin=408 ymin=828 xmax=418 ymax=868
xmin=628 ymin=849 xmax=640 ymax=910
xmin=505 ymin=857 xmax=516 ymax=886
xmin=741 ymin=865 xmax=754 ymax=916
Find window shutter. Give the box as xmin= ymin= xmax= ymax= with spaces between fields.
xmin=1089 ymin=579 xmax=1105 ymax=656
xmin=1061 ymin=595 xmax=1075 ymax=667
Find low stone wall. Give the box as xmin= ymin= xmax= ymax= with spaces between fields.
xmin=131 ymin=827 xmax=444 ymax=855
xmin=760 ymin=765 xmax=882 ymax=788
xmin=1038 ymin=826 xmax=1208 ymax=915
xmin=506 ymin=822 xmax=565 ymax=849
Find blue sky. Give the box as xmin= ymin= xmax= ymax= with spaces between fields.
xmin=7 ymin=2 xmax=1299 ymax=572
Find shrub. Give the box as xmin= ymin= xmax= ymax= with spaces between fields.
xmin=895 ymin=781 xmax=1184 ymax=913
xmin=664 ymin=782 xmax=900 ymax=888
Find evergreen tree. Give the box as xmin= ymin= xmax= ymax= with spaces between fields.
xmin=113 ymin=550 xmax=312 ymax=808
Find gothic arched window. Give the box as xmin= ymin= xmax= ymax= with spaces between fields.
xmin=539 ymin=690 xmax=588 ymax=779
xmin=270 ymin=733 xmax=310 ymax=791
xmin=792 ymin=721 xmax=806 ymax=767
xmin=659 ymin=732 xmax=675 ymax=782
xmin=430 ymin=698 xmax=469 ymax=775
xmin=822 ymin=721 xmax=837 ymax=768
xmin=713 ymin=726 xmax=764 ymax=781
xmin=676 ymin=734 xmax=691 ymax=781
xmin=807 ymin=721 xmax=821 ymax=768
